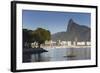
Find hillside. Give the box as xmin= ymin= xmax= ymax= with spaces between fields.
xmin=51 ymin=19 xmax=90 ymax=41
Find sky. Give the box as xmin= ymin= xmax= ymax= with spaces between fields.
xmin=22 ymin=10 xmax=91 ymax=34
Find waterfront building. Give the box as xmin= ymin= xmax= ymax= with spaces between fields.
xmin=86 ymin=42 xmax=91 ymax=46
xmin=77 ymin=42 xmax=85 ymax=46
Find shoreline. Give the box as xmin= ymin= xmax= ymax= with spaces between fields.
xmin=41 ymin=46 xmax=91 ymax=49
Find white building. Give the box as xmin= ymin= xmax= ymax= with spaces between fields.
xmin=60 ymin=41 xmax=67 ymax=46
xmin=86 ymin=42 xmax=91 ymax=46
xmin=67 ymin=41 xmax=72 ymax=46
xmin=77 ymin=42 xmax=85 ymax=46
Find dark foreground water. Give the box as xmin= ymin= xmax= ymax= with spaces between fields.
xmin=30 ymin=48 xmax=91 ymax=62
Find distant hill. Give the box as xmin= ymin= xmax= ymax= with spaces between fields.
xmin=51 ymin=19 xmax=90 ymax=41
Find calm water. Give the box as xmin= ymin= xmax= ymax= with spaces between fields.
xmin=31 ymin=48 xmax=91 ymax=62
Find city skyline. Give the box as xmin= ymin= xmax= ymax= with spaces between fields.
xmin=22 ymin=10 xmax=91 ymax=34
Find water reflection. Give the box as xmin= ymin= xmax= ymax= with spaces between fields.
xmin=31 ymin=48 xmax=91 ymax=62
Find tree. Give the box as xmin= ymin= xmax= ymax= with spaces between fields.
xmin=23 ymin=28 xmax=51 ymax=48
xmin=23 ymin=29 xmax=33 ymax=48
xmin=32 ymin=28 xmax=51 ymax=48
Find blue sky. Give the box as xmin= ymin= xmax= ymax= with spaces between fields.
xmin=22 ymin=10 xmax=91 ymax=34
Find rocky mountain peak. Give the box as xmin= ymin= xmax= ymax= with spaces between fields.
xmin=68 ymin=18 xmax=74 ymax=25
xmin=52 ymin=19 xmax=90 ymax=41
xmin=67 ymin=19 xmax=79 ymax=32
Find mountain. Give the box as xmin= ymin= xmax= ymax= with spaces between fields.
xmin=51 ymin=19 xmax=90 ymax=41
